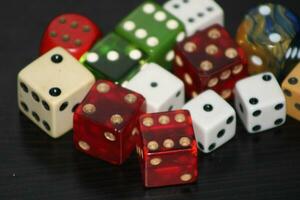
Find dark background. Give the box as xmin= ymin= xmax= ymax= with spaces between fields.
xmin=1 ymin=0 xmax=300 ymax=199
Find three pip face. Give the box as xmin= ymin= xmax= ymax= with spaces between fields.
xmin=17 ymin=0 xmax=295 ymax=188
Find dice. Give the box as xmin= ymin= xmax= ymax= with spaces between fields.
xmin=236 ymin=3 xmax=300 ymax=78
xmin=183 ymin=90 xmax=236 ymax=153
xmin=174 ymin=24 xmax=248 ymax=100
xmin=115 ymin=1 xmax=185 ymax=71
xmin=73 ymin=80 xmax=146 ymax=165
xmin=40 ymin=13 xmax=102 ymax=59
xmin=234 ymin=73 xmax=286 ymax=133
xmin=282 ymin=63 xmax=300 ymax=121
xmin=81 ymin=33 xmax=146 ymax=84
xmin=18 ymin=47 xmax=95 ymax=138
xmin=281 ymin=33 xmax=300 ymax=81
xmin=164 ymin=0 xmax=224 ymax=36
xmin=122 ymin=63 xmax=184 ymax=113
xmin=137 ymin=110 xmax=198 ymax=187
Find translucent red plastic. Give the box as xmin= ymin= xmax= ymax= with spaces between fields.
xmin=174 ymin=24 xmax=248 ymax=100
xmin=73 ymin=80 xmax=146 ymax=165
xmin=137 ymin=110 xmax=198 ymax=187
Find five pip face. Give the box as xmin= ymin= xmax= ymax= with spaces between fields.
xmin=15 ymin=0 xmax=296 ymax=189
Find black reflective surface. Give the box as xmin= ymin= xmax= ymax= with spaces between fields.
xmin=1 ymin=0 xmax=300 ymax=199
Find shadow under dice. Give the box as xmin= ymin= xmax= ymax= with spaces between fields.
xmin=163 ymin=0 xmax=224 ymax=37
xmin=17 ymin=47 xmax=95 ymax=138
xmin=183 ymin=90 xmax=236 ymax=153
xmin=73 ymin=80 xmax=146 ymax=165
xmin=137 ymin=110 xmax=198 ymax=187
xmin=81 ymin=33 xmax=146 ymax=84
xmin=236 ymin=3 xmax=300 ymax=78
xmin=40 ymin=13 xmax=102 ymax=59
xmin=122 ymin=63 xmax=184 ymax=113
xmin=174 ymin=24 xmax=248 ymax=100
xmin=234 ymin=73 xmax=286 ymax=133
xmin=115 ymin=2 xmax=185 ymax=71
xmin=282 ymin=63 xmax=300 ymax=121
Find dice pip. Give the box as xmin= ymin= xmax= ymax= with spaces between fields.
xmin=81 ymin=33 xmax=146 ymax=84
xmin=18 ymin=47 xmax=95 ymax=138
xmin=40 ymin=13 xmax=102 ymax=59
xmin=183 ymin=90 xmax=236 ymax=153
xmin=174 ymin=24 xmax=248 ymax=99
xmin=73 ymin=80 xmax=146 ymax=165
xmin=281 ymin=33 xmax=300 ymax=81
xmin=236 ymin=3 xmax=300 ymax=78
xmin=122 ymin=63 xmax=185 ymax=113
xmin=137 ymin=110 xmax=198 ymax=187
xmin=115 ymin=2 xmax=185 ymax=71
xmin=234 ymin=73 xmax=286 ymax=133
xmin=164 ymin=0 xmax=224 ymax=36
xmin=282 ymin=63 xmax=300 ymax=121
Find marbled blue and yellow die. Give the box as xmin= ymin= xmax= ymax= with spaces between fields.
xmin=236 ymin=3 xmax=300 ymax=78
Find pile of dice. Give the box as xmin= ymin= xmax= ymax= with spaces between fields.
xmin=17 ymin=0 xmax=300 ymax=188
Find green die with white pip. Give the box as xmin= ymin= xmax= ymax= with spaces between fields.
xmin=80 ymin=33 xmax=146 ymax=84
xmin=115 ymin=1 xmax=185 ymax=71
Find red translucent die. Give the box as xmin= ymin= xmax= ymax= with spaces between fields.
xmin=173 ymin=24 xmax=248 ymax=100
xmin=137 ymin=110 xmax=198 ymax=187
xmin=73 ymin=80 xmax=146 ymax=165
xmin=40 ymin=13 xmax=101 ymax=59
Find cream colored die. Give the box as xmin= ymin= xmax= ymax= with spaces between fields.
xmin=17 ymin=47 xmax=95 ymax=138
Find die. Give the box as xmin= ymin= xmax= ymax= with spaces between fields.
xmin=174 ymin=24 xmax=248 ymax=100
xmin=234 ymin=72 xmax=286 ymax=133
xmin=40 ymin=13 xmax=102 ymax=59
xmin=122 ymin=63 xmax=185 ymax=113
xmin=164 ymin=0 xmax=224 ymax=36
xmin=115 ymin=1 xmax=185 ymax=71
xmin=281 ymin=33 xmax=300 ymax=81
xmin=183 ymin=90 xmax=236 ymax=153
xmin=73 ymin=80 xmax=146 ymax=165
xmin=80 ymin=33 xmax=146 ymax=84
xmin=282 ymin=63 xmax=300 ymax=121
xmin=236 ymin=3 xmax=300 ymax=78
xmin=18 ymin=47 xmax=95 ymax=138
xmin=137 ymin=110 xmax=198 ymax=187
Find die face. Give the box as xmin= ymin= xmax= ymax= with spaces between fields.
xmin=18 ymin=47 xmax=95 ymax=138
xmin=174 ymin=25 xmax=248 ymax=100
xmin=81 ymin=33 xmax=146 ymax=84
xmin=144 ymin=153 xmax=197 ymax=187
xmin=282 ymin=64 xmax=300 ymax=120
xmin=281 ymin=33 xmax=300 ymax=81
xmin=137 ymin=110 xmax=198 ymax=187
xmin=183 ymin=90 xmax=236 ymax=153
xmin=73 ymin=80 xmax=146 ymax=164
xmin=164 ymin=0 xmax=224 ymax=36
xmin=115 ymin=2 xmax=185 ymax=70
xmin=123 ymin=63 xmax=184 ymax=112
xmin=235 ymin=73 xmax=286 ymax=133
xmin=236 ymin=4 xmax=300 ymax=77
xmin=40 ymin=13 xmax=102 ymax=59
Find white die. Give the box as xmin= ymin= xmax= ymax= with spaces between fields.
xmin=183 ymin=90 xmax=236 ymax=153
xmin=18 ymin=47 xmax=95 ymax=138
xmin=164 ymin=0 xmax=224 ymax=36
xmin=122 ymin=63 xmax=184 ymax=113
xmin=234 ymin=72 xmax=286 ymax=133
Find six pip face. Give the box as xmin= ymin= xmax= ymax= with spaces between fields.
xmin=15 ymin=0 xmax=296 ymax=190
xmin=18 ymin=47 xmax=95 ymax=138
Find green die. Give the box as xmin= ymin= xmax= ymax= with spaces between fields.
xmin=115 ymin=1 xmax=185 ymax=71
xmin=80 ymin=33 xmax=146 ymax=84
